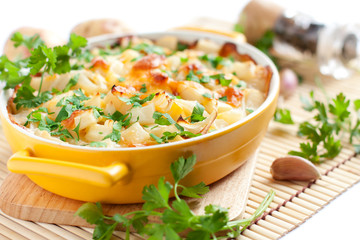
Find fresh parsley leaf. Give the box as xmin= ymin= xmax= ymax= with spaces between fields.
xmin=142 ymin=177 xmax=172 ymax=211
xmin=29 ymin=45 xmax=57 ymax=75
xmin=354 ymin=99 xmax=360 ymax=111
xmin=62 ymin=74 xmax=79 ymax=93
xmin=170 ymin=155 xmax=196 ymax=183
xmin=103 ymin=121 xmax=123 ymax=143
xmin=210 ymin=74 xmax=232 ymax=87
xmin=51 ymin=127 xmax=74 ymax=141
xmin=274 ymin=108 xmax=294 ymax=124
xmin=286 ymin=91 xmax=360 ymax=163
xmin=55 ymin=105 xmax=73 ymax=122
xmin=0 ymin=56 xmax=31 ymax=89
xmin=140 ymin=83 xmax=147 ymax=93
xmin=198 ymin=54 xmax=225 ymax=69
xmin=185 ymin=70 xmax=200 ymax=83
xmin=13 ymin=85 xmax=52 ymax=110
xmin=76 ymin=155 xmax=275 ymax=240
xmin=11 ymin=32 xmax=44 ymax=50
xmin=150 ymin=133 xmax=163 ymax=144
xmin=200 ymin=75 xmax=210 ymax=84
xmin=67 ymin=33 xmax=87 ymax=57
xmin=73 ymin=121 xmax=81 ymax=141
xmin=180 ymin=182 xmax=209 ymax=198
xmin=118 ymin=93 xmax=155 ymax=108
xmin=180 ymin=57 xmax=188 ymax=63
xmin=190 ymin=102 xmax=206 ymax=123
xmin=177 ymin=42 xmax=189 ymax=51
xmin=75 ymin=202 xmax=104 ymax=224
xmin=219 ymin=96 xmax=227 ymax=102
xmin=153 ymin=111 xmax=176 ymax=126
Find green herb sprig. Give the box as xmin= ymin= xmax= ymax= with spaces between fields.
xmin=76 ymin=155 xmax=275 ymax=240
xmin=275 ymin=91 xmax=360 ymax=163
xmin=0 ymin=32 xmax=88 ymax=110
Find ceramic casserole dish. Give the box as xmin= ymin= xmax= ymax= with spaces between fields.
xmin=0 ymin=31 xmax=279 ymax=204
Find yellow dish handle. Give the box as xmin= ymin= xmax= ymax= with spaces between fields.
xmin=7 ymin=149 xmax=129 ymax=188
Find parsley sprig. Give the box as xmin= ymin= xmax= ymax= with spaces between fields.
xmin=76 ymin=155 xmax=275 ymax=239
xmin=277 ymin=91 xmax=360 ymax=163
xmin=0 ymin=32 xmax=88 ymax=110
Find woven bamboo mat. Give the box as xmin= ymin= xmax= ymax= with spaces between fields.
xmin=0 ymin=75 xmax=359 ymax=239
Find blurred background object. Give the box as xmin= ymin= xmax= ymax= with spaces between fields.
xmin=70 ymin=18 xmax=132 ymax=38
xmin=239 ymin=0 xmax=360 ymax=79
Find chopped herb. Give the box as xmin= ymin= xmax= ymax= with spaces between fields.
xmin=73 ymin=121 xmax=81 ymax=141
xmin=132 ymin=43 xmax=165 ymax=55
xmin=55 ymin=105 xmax=73 ymax=122
xmin=219 ymin=96 xmax=228 ymax=102
xmin=140 ymin=84 xmax=147 ymax=93
xmin=202 ymin=93 xmax=212 ymax=99
xmin=198 ymin=54 xmax=225 ymax=68
xmin=200 ymin=75 xmax=210 ymax=84
xmin=177 ymin=42 xmax=189 ymax=51
xmin=233 ymin=24 xmax=244 ymax=33
xmin=210 ymin=74 xmax=232 ymax=87
xmin=130 ymin=56 xmax=143 ymax=62
xmin=63 ymin=74 xmax=79 ymax=93
xmin=274 ymin=108 xmax=294 ymax=124
xmin=13 ymin=85 xmax=53 ymax=110
xmin=92 ymin=108 xmax=101 ymax=119
xmin=89 ymin=141 xmax=107 ymax=147
xmin=118 ymin=93 xmax=155 ymax=108
xmin=103 ymin=121 xmax=122 ymax=143
xmin=118 ymin=77 xmax=126 ymax=82
xmin=153 ymin=111 xmax=176 ymax=126
xmin=246 ymin=108 xmax=254 ymax=114
xmin=180 ymin=57 xmax=188 ymax=63
xmin=185 ymin=70 xmax=200 ymax=83
xmin=236 ymin=80 xmax=247 ymax=88
xmin=190 ymin=102 xmax=206 ymax=123
xmin=150 ymin=133 xmax=163 ymax=144
xmin=105 ymin=111 xmax=124 ymax=121
xmin=24 ymin=107 xmax=50 ymax=126
xmin=51 ymin=127 xmax=74 ymax=142
xmin=100 ymin=93 xmax=107 ymax=99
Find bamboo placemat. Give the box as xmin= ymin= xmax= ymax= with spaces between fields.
xmin=0 ymin=75 xmax=359 ymax=239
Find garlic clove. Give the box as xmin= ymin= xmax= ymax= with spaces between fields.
xmin=270 ymin=156 xmax=320 ymax=181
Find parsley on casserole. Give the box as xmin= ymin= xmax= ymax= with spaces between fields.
xmin=6 ymin=35 xmax=272 ymax=148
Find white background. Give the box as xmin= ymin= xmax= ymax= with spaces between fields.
xmin=1 ymin=1 xmax=359 ymax=239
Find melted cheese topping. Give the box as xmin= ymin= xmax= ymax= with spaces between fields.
xmin=10 ymin=36 xmax=272 ymax=148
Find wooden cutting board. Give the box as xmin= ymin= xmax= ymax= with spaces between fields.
xmin=0 ymin=150 xmax=258 ymax=228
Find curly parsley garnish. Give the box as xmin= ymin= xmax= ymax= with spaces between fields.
xmin=0 ymin=32 xmax=88 ymax=110
xmin=276 ymin=91 xmax=360 ymax=163
xmin=76 ymin=155 xmax=275 ymax=240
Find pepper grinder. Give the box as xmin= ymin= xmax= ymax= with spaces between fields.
xmin=239 ymin=0 xmax=360 ymax=79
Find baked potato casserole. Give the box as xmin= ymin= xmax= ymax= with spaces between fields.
xmin=6 ymin=35 xmax=272 ymax=148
